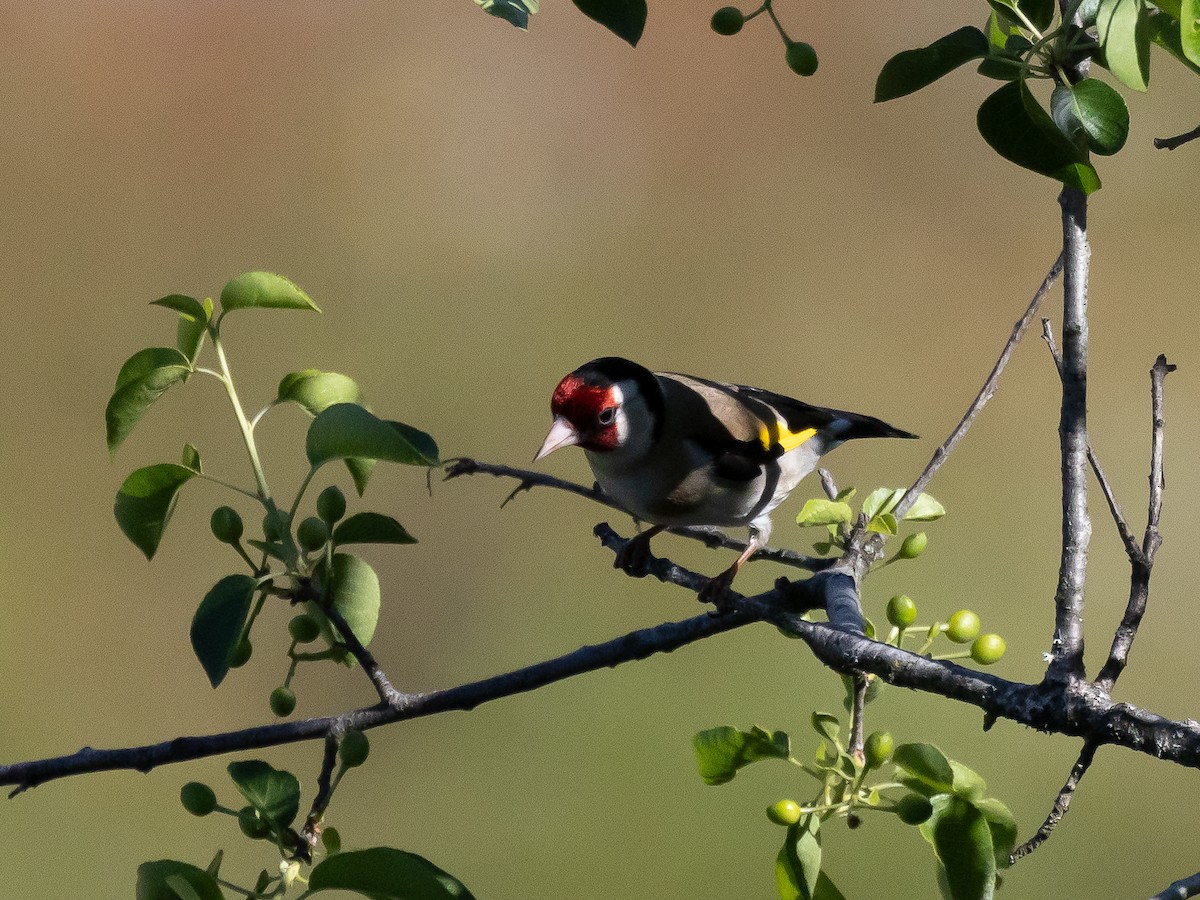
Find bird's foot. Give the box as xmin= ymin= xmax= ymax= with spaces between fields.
xmin=614 ymin=528 xmax=659 ymax=576
xmin=698 ymin=566 xmax=739 ymax=615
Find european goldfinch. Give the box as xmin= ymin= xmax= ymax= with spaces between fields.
xmin=535 ymin=357 xmax=918 ymax=604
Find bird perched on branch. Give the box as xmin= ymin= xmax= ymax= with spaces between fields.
xmin=535 ymin=357 xmax=917 ymax=607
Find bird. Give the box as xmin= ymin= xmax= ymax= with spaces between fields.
xmin=534 ymin=357 xmax=918 ymax=607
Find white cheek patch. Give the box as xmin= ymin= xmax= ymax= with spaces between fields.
xmin=611 ymin=383 xmax=629 ymax=445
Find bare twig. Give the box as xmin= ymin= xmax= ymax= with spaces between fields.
xmin=1009 ymin=741 xmax=1097 ymax=863
xmin=1150 ymin=870 xmax=1200 ymax=900
xmin=1042 ymin=320 xmax=1143 ymax=564
xmin=1153 ymin=125 xmax=1200 ymax=151
xmin=1047 ymin=187 xmax=1091 ymax=684
xmin=1095 ymin=355 xmax=1175 ymax=693
xmin=297 ymin=732 xmax=340 ymax=862
xmin=848 ymin=675 xmax=868 ymax=761
xmin=445 ymin=458 xmax=835 ymax=572
xmin=893 ymin=255 xmax=1063 ymax=519
xmin=321 ymin=598 xmax=409 ymax=708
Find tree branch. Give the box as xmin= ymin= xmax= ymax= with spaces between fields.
xmin=1151 ymin=871 xmax=1200 ymax=900
xmin=1153 ymin=125 xmax=1200 ymax=151
xmin=1095 ymin=354 xmax=1175 ymax=693
xmin=893 ymin=255 xmax=1063 ymax=519
xmin=1048 ymin=187 xmax=1091 ymax=684
xmin=1009 ymin=741 xmax=1097 ymax=863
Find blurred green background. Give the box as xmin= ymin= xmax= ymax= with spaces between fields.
xmin=2 ymin=0 xmax=1199 ymax=897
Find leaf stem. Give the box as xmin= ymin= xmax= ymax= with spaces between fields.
xmin=210 ymin=327 xmax=273 ymax=503
xmin=194 ymin=471 xmax=263 ymax=503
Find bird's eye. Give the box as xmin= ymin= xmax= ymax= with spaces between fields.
xmin=598 ymin=407 xmax=616 ymax=426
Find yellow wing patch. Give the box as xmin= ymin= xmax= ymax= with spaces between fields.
xmin=759 ymin=423 xmax=817 ymax=453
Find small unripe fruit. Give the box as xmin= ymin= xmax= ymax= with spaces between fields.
xmin=180 ymin=782 xmax=217 ymax=816
xmin=896 ymin=793 xmax=934 ymax=825
xmin=971 ymin=633 xmax=1007 ymax=665
xmin=785 ymin=41 xmax=819 ymax=76
xmin=210 ymin=506 xmax=244 ymax=544
xmin=339 ymin=729 xmax=370 ymax=768
xmin=710 ymin=6 xmax=744 ymax=35
xmin=297 ymin=516 xmax=331 ymax=553
xmin=766 ymin=799 xmax=803 ymax=826
xmin=317 ymin=485 xmax=347 ymax=524
xmin=289 ymin=614 xmax=321 ymax=644
xmin=229 ymin=638 xmax=252 ymax=668
xmin=322 ymin=826 xmax=342 ymax=854
xmin=270 ymin=686 xmax=297 ymax=717
xmin=947 ymin=610 xmax=982 ymax=644
xmin=864 ymin=731 xmax=894 ymax=769
xmin=238 ymin=806 xmax=271 ymax=839
xmin=887 ymin=594 xmax=918 ymax=628
xmin=898 ymin=532 xmax=928 ymax=559
xmin=847 ymin=813 xmax=862 ymax=830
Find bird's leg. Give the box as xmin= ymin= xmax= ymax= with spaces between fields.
xmin=614 ymin=524 xmax=666 ymax=575
xmin=698 ymin=540 xmax=759 ymax=613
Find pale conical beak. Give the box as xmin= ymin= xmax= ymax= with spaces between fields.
xmin=534 ymin=416 xmax=580 ymax=462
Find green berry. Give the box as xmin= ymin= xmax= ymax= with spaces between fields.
xmin=898 ymin=531 xmax=928 ymax=559
xmin=270 ymin=686 xmax=297 ymax=717
xmin=971 ymin=633 xmax=1007 ymax=665
xmin=298 ymin=516 xmax=331 ymax=553
xmin=847 ymin=813 xmax=862 ymax=830
xmin=210 ymin=506 xmax=244 ymax=544
xmin=785 ymin=41 xmax=819 ymax=76
xmin=229 ymin=638 xmax=252 ymax=668
xmin=887 ymin=594 xmax=918 ymax=628
xmin=896 ymin=793 xmax=934 ymax=825
xmin=238 ymin=805 xmax=271 ymax=840
xmin=339 ymin=730 xmax=370 ymax=768
xmin=710 ymin=6 xmax=744 ymax=35
xmin=180 ymin=781 xmax=217 ymax=816
xmin=947 ymin=610 xmax=982 ymax=644
xmin=289 ymin=614 xmax=321 ymax=644
xmin=322 ymin=825 xmax=342 ymax=854
xmin=317 ymin=485 xmax=347 ymax=524
xmin=864 ymin=731 xmax=894 ymax=769
xmin=766 ymin=799 xmax=802 ymax=826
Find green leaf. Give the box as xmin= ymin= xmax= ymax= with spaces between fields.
xmin=475 ymin=0 xmax=537 ymax=29
xmin=903 ymin=492 xmax=947 ymax=521
xmin=1181 ymin=0 xmax=1200 ymax=63
xmin=277 ymin=370 xmax=363 ymax=416
xmin=834 ymin=486 xmax=856 ymax=501
xmin=950 ymin=760 xmax=988 ymax=800
xmin=178 ymin=297 xmax=213 ymax=361
xmin=302 ymin=847 xmax=476 ymax=899
xmin=692 ymin=726 xmax=790 ymax=786
xmin=1017 ymin=0 xmax=1056 ymax=29
xmin=922 ymin=796 xmax=997 ymax=900
xmin=875 ymin=26 xmax=990 ymax=101
xmin=867 ymin=512 xmax=898 ymax=535
xmin=861 ymin=487 xmax=903 ymax=520
xmin=322 ymin=552 xmax=382 ymax=649
xmin=333 ymin=512 xmax=417 ymax=546
xmin=1148 ymin=8 xmax=1200 ymax=74
xmin=975 ymin=797 xmax=1018 ymax=868
xmin=1051 ymin=79 xmax=1130 ymax=155
xmin=977 ymin=80 xmax=1102 ymax=193
xmin=220 ymin=271 xmax=321 ymax=313
xmin=571 ymin=0 xmax=646 ymax=45
xmin=136 ymin=860 xmax=224 ymax=900
xmin=796 ymin=499 xmax=854 ymax=527
xmin=775 ymin=814 xmax=822 ymax=900
xmin=106 ymin=347 xmax=192 ymax=452
xmin=810 ymin=712 xmax=841 ymax=744
xmin=190 ymin=575 xmax=255 ymax=688
xmin=813 ymin=872 xmax=849 ymax=900
xmin=894 ymin=743 xmax=956 ymax=793
xmin=246 ymin=538 xmax=289 ymax=563
xmin=307 ymin=404 xmax=440 ymax=468
xmin=204 ymin=850 xmax=223 ymax=880
xmin=151 ymin=294 xmax=208 ymax=324
xmin=1098 ymin=0 xmax=1151 ymax=90
xmin=181 ymin=443 xmax=202 ymax=473
xmin=228 ymin=760 xmax=301 ymax=831
xmin=346 ymin=457 xmax=377 ymax=496
xmin=114 ymin=463 xmax=197 ymax=558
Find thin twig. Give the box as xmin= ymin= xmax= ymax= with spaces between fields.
xmin=893 ymin=255 xmax=1063 ymax=519
xmin=1095 ymin=355 xmax=1175 ymax=693
xmin=1150 ymin=870 xmax=1200 ymax=900
xmin=848 ymin=675 xmax=868 ymax=761
xmin=297 ymin=732 xmax=340 ymax=862
xmin=1153 ymin=125 xmax=1200 ymax=151
xmin=1009 ymin=741 xmax=1096 ymax=863
xmin=1047 ymin=187 xmax=1091 ymax=684
xmin=321 ymin=600 xmax=409 ymax=708
xmin=445 ymin=458 xmax=835 ymax=572
xmin=1042 ymin=320 xmax=1143 ymax=564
